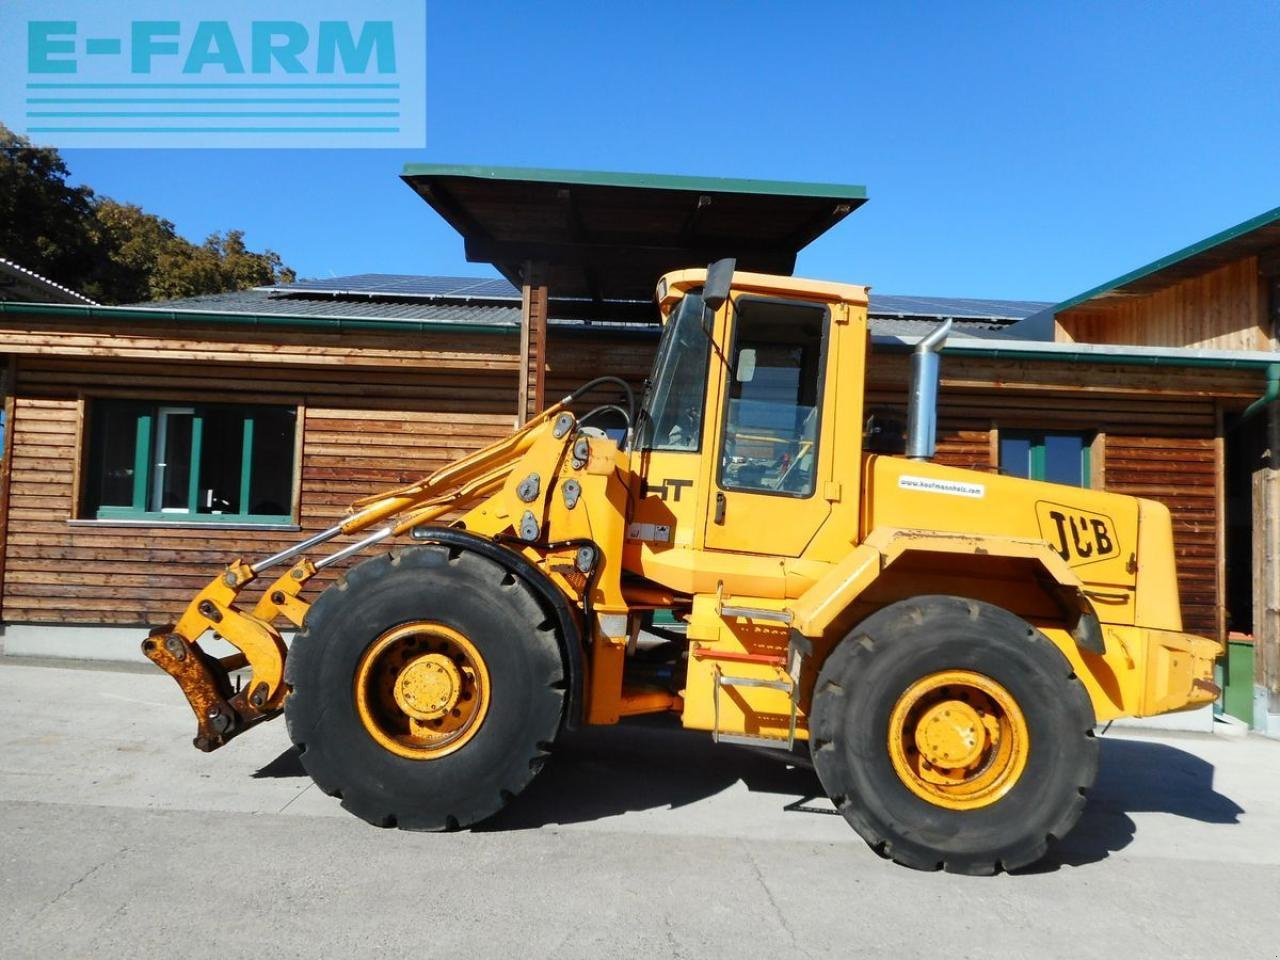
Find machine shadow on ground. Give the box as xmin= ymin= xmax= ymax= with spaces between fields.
xmin=254 ymin=724 xmax=1244 ymax=868
xmin=1024 ymin=735 xmax=1244 ymax=871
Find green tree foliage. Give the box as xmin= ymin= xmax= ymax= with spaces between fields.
xmin=0 ymin=125 xmax=295 ymax=303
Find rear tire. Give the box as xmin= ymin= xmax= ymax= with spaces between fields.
xmin=810 ymin=595 xmax=1097 ymax=874
xmin=284 ymin=544 xmax=565 ymax=830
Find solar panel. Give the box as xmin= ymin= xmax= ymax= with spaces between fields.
xmin=869 ymin=294 xmax=1050 ymax=321
xmin=275 ymin=274 xmax=521 ymax=300
xmin=265 ymin=275 xmax=1048 ymax=321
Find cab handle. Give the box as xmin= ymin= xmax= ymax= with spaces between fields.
xmin=714 ymin=492 xmax=726 ymax=524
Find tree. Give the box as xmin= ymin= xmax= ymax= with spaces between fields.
xmin=0 ymin=126 xmax=106 ymax=298
xmin=0 ymin=125 xmax=295 ymax=303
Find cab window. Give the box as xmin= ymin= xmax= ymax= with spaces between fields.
xmin=638 ymin=293 xmax=712 ymax=451
xmin=719 ymin=298 xmax=828 ymax=497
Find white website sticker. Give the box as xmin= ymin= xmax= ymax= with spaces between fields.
xmin=897 ymin=475 xmax=985 ymax=499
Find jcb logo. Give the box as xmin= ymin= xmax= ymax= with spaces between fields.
xmin=1035 ymin=502 xmax=1119 ymax=567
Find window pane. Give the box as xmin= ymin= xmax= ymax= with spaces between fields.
xmin=999 ymin=435 xmax=1032 ymax=479
xmin=246 ymin=407 xmax=296 ymax=516
xmin=197 ymin=407 xmax=247 ymax=515
xmin=641 ymin=294 xmax=712 ymax=451
xmin=721 ymin=299 xmax=826 ymax=496
xmin=87 ymin=403 xmax=144 ymax=510
xmin=1043 ymin=433 xmax=1086 ymax=487
xmin=153 ymin=409 xmax=194 ymax=512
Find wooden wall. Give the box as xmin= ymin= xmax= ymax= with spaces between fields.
xmin=545 ymin=327 xmax=658 ymax=411
xmin=1104 ymin=436 xmax=1220 ymax=637
xmin=0 ymin=319 xmax=519 ymax=625
xmin=1057 ymin=257 xmax=1273 ymax=351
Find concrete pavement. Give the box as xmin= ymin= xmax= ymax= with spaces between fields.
xmin=1 ymin=657 xmax=1278 ymax=959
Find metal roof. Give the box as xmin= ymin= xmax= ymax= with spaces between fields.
xmin=1054 ymin=204 xmax=1280 ymax=313
xmin=400 ymin=163 xmax=867 ymax=301
xmin=276 ymin=274 xmax=521 ymax=301
xmin=147 ymin=285 xmax=522 ymax=327
xmin=136 ymin=275 xmax=1044 ymax=338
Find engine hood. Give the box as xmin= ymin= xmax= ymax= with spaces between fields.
xmin=863 ymin=455 xmax=1141 ymax=596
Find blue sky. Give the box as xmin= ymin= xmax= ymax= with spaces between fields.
xmin=56 ymin=0 xmax=1280 ymax=302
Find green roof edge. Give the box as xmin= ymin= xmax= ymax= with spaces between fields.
xmin=937 ymin=343 xmax=1278 ymax=371
xmin=0 ymin=300 xmax=516 ymax=335
xmin=1052 ymin=203 xmax=1280 ymax=315
xmin=400 ymin=162 xmax=867 ymax=201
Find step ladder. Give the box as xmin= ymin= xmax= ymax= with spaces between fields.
xmin=699 ymin=604 xmax=811 ymax=750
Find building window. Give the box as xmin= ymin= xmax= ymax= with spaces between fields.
xmin=83 ymin=400 xmax=297 ymax=524
xmin=999 ymin=431 xmax=1092 ymax=487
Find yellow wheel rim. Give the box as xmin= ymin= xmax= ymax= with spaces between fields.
xmin=887 ymin=669 xmax=1029 ymax=811
xmin=354 ymin=622 xmax=491 ymax=760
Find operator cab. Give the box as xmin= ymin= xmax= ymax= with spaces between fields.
xmin=626 ymin=263 xmax=871 ymax=589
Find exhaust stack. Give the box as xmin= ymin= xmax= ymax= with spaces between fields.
xmin=905 ymin=318 xmax=953 ymax=460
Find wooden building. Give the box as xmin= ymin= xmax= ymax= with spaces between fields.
xmin=0 ymin=168 xmax=1275 ymax=733
xmin=1020 ymin=205 xmax=1280 ymax=734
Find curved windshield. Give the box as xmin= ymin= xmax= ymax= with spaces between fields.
xmin=637 ymin=293 xmax=712 ymax=451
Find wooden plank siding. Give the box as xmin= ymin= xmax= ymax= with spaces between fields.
xmin=1103 ymin=436 xmax=1220 ymax=637
xmin=1056 ymin=257 xmax=1274 ymax=352
xmin=2 ymin=322 xmax=519 ymax=625
xmin=545 ymin=328 xmax=658 ymax=408
xmin=0 ymin=317 xmax=520 ymax=373
xmin=0 ymin=357 xmax=16 ymax=621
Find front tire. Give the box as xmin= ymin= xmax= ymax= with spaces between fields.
xmin=810 ymin=595 xmax=1098 ymax=874
xmin=284 ymin=544 xmax=565 ymax=830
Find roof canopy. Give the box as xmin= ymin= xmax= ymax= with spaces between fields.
xmin=401 ymin=163 xmax=867 ymax=301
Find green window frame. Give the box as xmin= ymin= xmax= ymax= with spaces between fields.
xmin=84 ymin=400 xmax=298 ymax=525
xmin=999 ymin=430 xmax=1093 ymax=487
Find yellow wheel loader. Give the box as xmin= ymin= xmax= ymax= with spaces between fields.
xmin=145 ymin=260 xmax=1221 ymax=874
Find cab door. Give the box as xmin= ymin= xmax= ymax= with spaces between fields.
xmin=703 ymin=296 xmax=834 ymax=557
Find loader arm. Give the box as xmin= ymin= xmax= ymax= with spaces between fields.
xmin=144 ymin=403 xmax=578 ymax=751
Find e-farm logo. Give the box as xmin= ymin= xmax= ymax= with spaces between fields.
xmin=0 ymin=0 xmax=426 ymax=148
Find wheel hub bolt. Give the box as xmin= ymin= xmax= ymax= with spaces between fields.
xmin=395 ymin=654 xmax=463 ymax=720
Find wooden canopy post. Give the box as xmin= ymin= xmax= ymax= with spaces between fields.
xmin=517 ymin=260 xmax=549 ymax=425
xmin=1253 ymin=273 xmax=1280 ymax=735
xmin=1255 ymin=402 xmax=1280 ymax=735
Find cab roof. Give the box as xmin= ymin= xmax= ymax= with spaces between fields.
xmin=657 ymin=267 xmax=869 ymax=315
